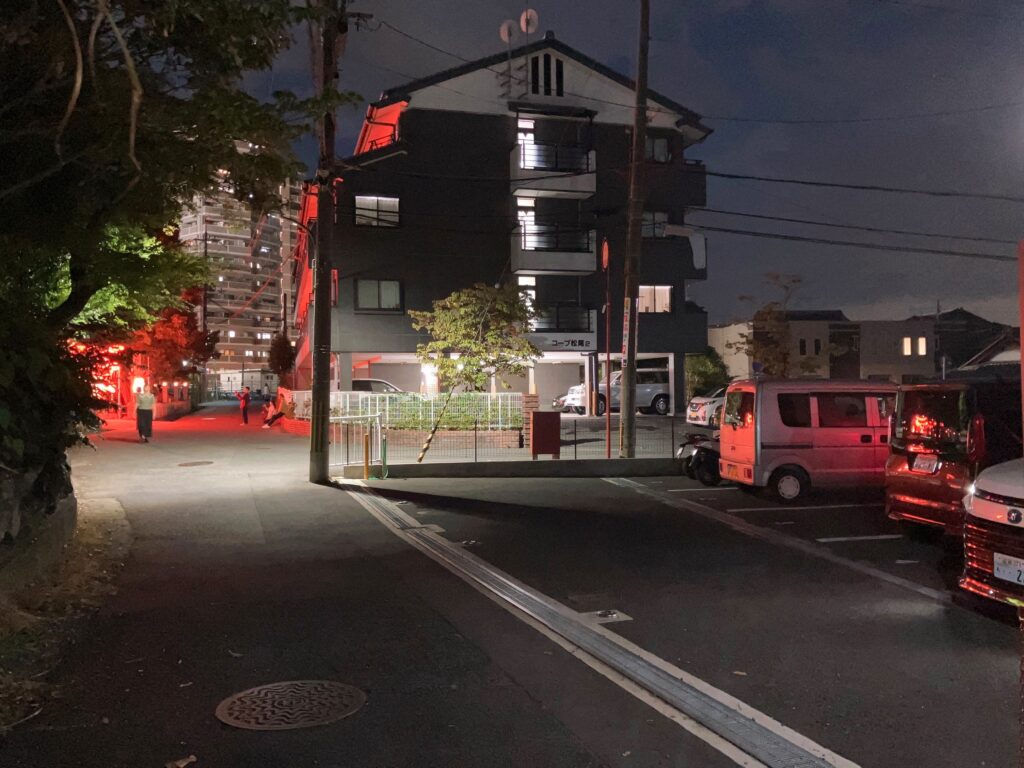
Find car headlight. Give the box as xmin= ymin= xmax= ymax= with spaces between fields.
xmin=964 ymin=482 xmax=976 ymax=513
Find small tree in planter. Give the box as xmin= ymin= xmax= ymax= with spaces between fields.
xmin=268 ymin=333 xmax=297 ymax=388
xmin=408 ymin=283 xmax=539 ymax=461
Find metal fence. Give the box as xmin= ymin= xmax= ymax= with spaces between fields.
xmin=327 ymin=414 xmax=687 ymax=467
xmin=328 ymin=414 xmax=383 ymax=473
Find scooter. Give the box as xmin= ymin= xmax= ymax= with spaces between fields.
xmin=676 ymin=431 xmax=722 ymax=486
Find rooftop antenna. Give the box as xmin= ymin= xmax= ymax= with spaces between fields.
xmin=499 ymin=19 xmax=518 ymax=98
xmin=518 ymin=9 xmax=539 ymax=96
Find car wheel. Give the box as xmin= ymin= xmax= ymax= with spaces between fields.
xmin=652 ymin=395 xmax=670 ymax=416
xmin=596 ymin=395 xmax=607 ymax=417
xmin=572 ymin=406 xmax=585 ymax=415
xmin=769 ymin=466 xmax=809 ymax=502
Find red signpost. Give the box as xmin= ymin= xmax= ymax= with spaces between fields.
xmin=603 ymin=239 xmax=611 ymax=459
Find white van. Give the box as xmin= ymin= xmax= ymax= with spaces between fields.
xmin=719 ymin=379 xmax=898 ymax=501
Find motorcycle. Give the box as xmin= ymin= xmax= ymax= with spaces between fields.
xmin=676 ymin=430 xmax=721 ymax=486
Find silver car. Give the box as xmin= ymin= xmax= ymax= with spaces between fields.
xmin=561 ymin=370 xmax=671 ymax=416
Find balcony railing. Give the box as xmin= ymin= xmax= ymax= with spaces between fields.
xmin=520 ymin=223 xmax=593 ymax=252
xmin=519 ymin=142 xmax=592 ymax=173
xmin=533 ymin=304 xmax=594 ymax=333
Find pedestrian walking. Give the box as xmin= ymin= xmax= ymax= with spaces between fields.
xmin=135 ymin=385 xmax=156 ymax=443
xmin=236 ymin=386 xmax=251 ymax=425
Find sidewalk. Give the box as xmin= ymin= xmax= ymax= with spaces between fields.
xmin=0 ymin=405 xmax=630 ymax=767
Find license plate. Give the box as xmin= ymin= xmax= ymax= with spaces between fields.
xmin=994 ymin=553 xmax=1024 ymax=586
xmin=912 ymin=454 xmax=938 ymax=474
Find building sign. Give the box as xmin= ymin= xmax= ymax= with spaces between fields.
xmin=529 ymin=332 xmax=596 ymax=352
xmin=621 ymin=297 xmax=638 ymax=360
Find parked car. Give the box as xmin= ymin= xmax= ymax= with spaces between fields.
xmin=686 ymin=387 xmax=726 ymax=427
xmin=559 ymin=370 xmax=671 ymax=416
xmin=886 ymin=371 xmax=1021 ymax=535
xmin=719 ymin=379 xmax=898 ymax=501
xmin=961 ymin=458 xmax=1024 ymax=606
xmin=347 ymin=378 xmax=403 ymax=393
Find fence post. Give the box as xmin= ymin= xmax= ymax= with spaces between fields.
xmin=574 ymin=419 xmax=578 ymax=460
xmin=474 ymin=419 xmax=478 ymax=462
xmin=344 ymin=422 xmax=350 ymax=465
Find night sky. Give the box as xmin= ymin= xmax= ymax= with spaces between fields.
xmin=249 ymin=0 xmax=1024 ymax=326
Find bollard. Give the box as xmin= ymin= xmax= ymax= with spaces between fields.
xmin=474 ymin=419 xmax=478 ymax=463
xmin=363 ymin=432 xmax=370 ymax=480
xmin=381 ymin=434 xmax=388 ymax=479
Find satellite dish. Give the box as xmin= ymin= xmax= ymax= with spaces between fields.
xmin=520 ymin=8 xmax=539 ymax=34
xmin=499 ymin=19 xmax=518 ymax=44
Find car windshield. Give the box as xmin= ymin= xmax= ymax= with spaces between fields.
xmin=893 ymin=389 xmax=968 ymax=452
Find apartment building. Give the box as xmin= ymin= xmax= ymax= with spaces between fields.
xmin=179 ymin=174 xmax=301 ymax=394
xmin=292 ymin=32 xmax=711 ymax=412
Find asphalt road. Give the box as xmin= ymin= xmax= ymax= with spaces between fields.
xmin=365 ymin=474 xmax=1020 ymax=768
xmin=3 ymin=404 xmax=1018 ymax=767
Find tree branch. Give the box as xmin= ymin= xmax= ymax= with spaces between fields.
xmin=54 ymin=0 xmax=84 ymax=158
xmin=47 ymin=253 xmax=97 ymax=330
xmin=97 ymin=0 xmax=143 ymax=172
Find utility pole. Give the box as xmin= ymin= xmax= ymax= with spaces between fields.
xmin=619 ymin=0 xmax=650 ymax=458
xmin=308 ymin=0 xmax=344 ymax=484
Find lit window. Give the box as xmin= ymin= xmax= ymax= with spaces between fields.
xmin=354 ymin=195 xmax=400 ymax=227
xmin=902 ymin=336 xmax=912 ymax=356
xmin=228 ymin=330 xmax=236 ymax=338
xmin=517 ymin=276 xmax=536 ymax=287
xmin=641 ymin=211 xmax=669 ymax=238
xmin=638 ymin=285 xmax=672 ymax=313
xmin=917 ymin=336 xmax=927 ymax=356
xmin=645 ymin=136 xmax=671 ymax=163
xmin=355 ymin=279 xmax=402 ymax=311
xmin=245 ymin=350 xmax=254 ymax=357
xmin=218 ymin=276 xmax=224 ymax=282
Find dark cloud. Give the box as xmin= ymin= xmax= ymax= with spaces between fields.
xmin=267 ymin=0 xmax=1024 ymax=325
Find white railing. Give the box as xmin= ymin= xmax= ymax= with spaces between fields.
xmin=329 ymin=413 xmax=383 ymax=469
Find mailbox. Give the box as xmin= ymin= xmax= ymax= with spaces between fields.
xmin=530 ymin=410 xmax=561 ymax=459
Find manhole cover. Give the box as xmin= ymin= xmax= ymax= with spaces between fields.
xmin=178 ymin=461 xmax=214 ymax=467
xmin=215 ymin=680 xmax=365 ymax=731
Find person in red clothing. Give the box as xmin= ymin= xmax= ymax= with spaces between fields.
xmin=235 ymin=386 xmax=251 ymax=425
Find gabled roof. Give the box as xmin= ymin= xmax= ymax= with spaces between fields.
xmin=374 ymin=31 xmax=710 ymax=135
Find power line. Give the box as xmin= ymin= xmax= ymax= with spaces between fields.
xmin=692 ymin=224 xmax=1014 ymax=262
xmin=691 ymin=206 xmax=1018 ymax=245
xmin=374 ymin=19 xmax=1024 ymax=127
xmin=702 ymin=169 xmax=1024 ymax=203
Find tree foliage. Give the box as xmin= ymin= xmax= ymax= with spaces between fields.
xmin=268 ymin=333 xmax=297 ymax=378
xmin=725 ymin=273 xmax=824 ymax=378
xmin=409 ymin=283 xmax=540 ymax=392
xmin=686 ymin=347 xmax=731 ymax=398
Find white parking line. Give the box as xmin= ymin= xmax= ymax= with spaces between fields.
xmin=667 ymin=487 xmax=736 ymax=493
xmin=726 ymin=503 xmax=880 ymax=513
xmin=815 ymin=534 xmax=903 ymax=543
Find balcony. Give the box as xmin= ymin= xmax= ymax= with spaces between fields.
xmin=512 ymin=223 xmax=597 ymax=276
xmin=510 ymin=142 xmax=596 ymax=199
xmin=528 ymin=305 xmax=598 ymax=353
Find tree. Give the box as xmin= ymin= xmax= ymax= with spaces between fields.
xmin=725 ymin=273 xmax=825 ymax=378
xmin=686 ymin=346 xmax=731 ymax=399
xmin=268 ymin=333 xmax=297 ymax=380
xmin=0 ymin=1 xmax=357 ymax=510
xmin=408 ymin=283 xmax=540 ymax=460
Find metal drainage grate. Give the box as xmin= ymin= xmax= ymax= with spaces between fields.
xmin=178 ymin=461 xmax=214 ymax=467
xmin=216 ymin=680 xmax=365 ymax=731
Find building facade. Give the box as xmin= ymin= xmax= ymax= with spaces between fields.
xmin=709 ymin=311 xmax=937 ymax=383
xmin=179 ymin=175 xmax=301 ymax=395
xmin=293 ymin=32 xmax=712 ymax=412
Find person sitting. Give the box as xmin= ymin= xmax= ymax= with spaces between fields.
xmin=262 ymin=398 xmax=285 ymax=428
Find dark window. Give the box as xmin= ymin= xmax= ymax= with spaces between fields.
xmin=351 ymin=380 xmax=371 ymax=392
xmin=555 ymin=58 xmax=564 ymax=96
xmin=641 ymin=211 xmax=669 ymax=238
xmin=644 ymin=136 xmax=671 ymax=163
xmin=355 ymin=279 xmax=402 ymax=311
xmin=778 ymin=394 xmax=812 ymax=428
xmin=799 ymin=339 xmax=807 ymax=356
xmin=816 ymin=393 xmax=867 ymax=428
xmin=814 ymin=339 xmax=822 ymax=355
xmin=531 ymin=56 xmax=539 ymax=94
xmin=543 ymin=53 xmax=552 ymax=95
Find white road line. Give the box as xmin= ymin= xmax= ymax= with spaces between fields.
xmin=663 ymin=489 xmax=737 ymax=495
xmin=816 ymin=534 xmax=903 ymax=543
xmin=345 ymin=481 xmax=857 ymax=768
xmin=604 ymin=477 xmax=950 ymax=605
xmin=726 ymin=504 xmax=881 ymax=513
